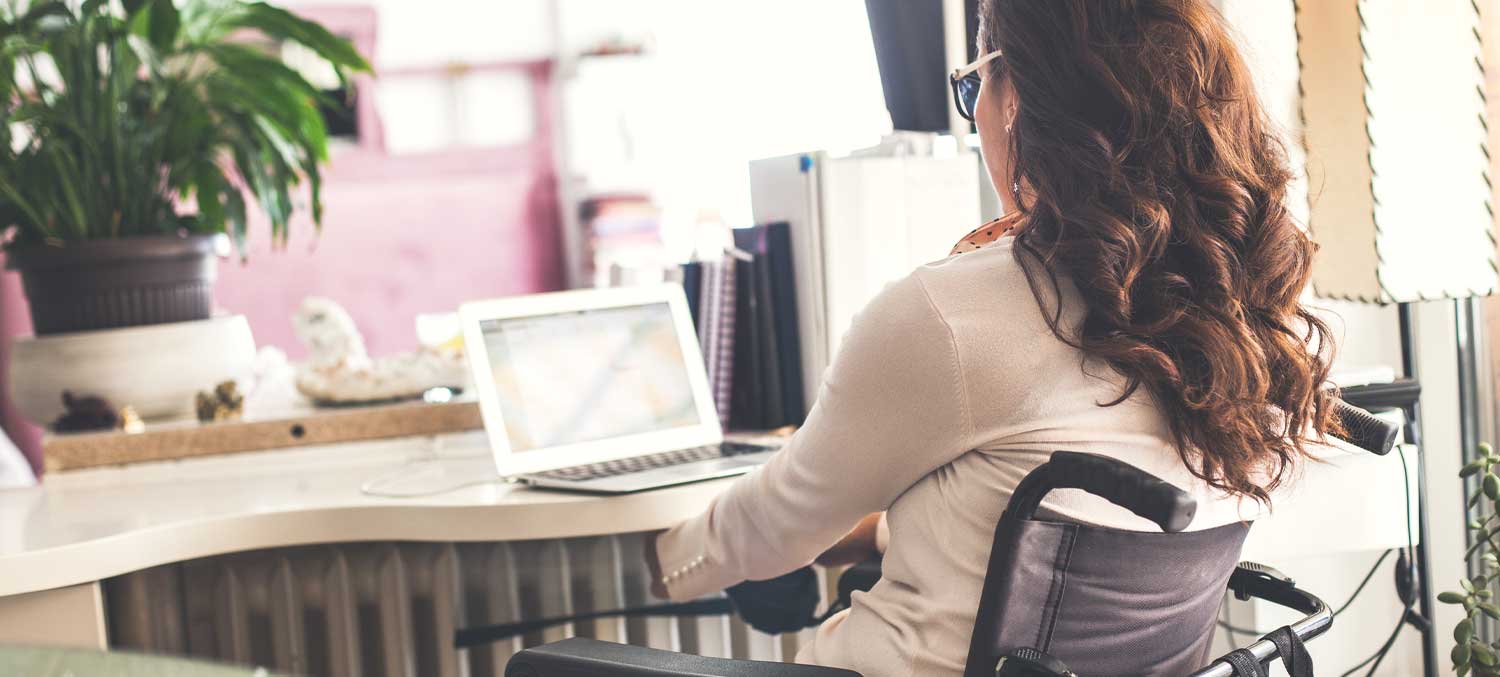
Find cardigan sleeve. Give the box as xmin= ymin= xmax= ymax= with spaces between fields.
xmin=654 ymin=272 xmax=976 ymax=600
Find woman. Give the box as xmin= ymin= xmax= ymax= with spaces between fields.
xmin=647 ymin=1 xmax=1340 ymax=675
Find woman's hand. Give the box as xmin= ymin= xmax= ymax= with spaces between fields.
xmin=644 ymin=530 xmax=669 ymax=599
xmin=815 ymin=512 xmax=884 ymax=567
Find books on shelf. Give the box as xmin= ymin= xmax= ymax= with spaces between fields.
xmin=580 ymin=194 xmax=671 ymax=288
xmin=734 ymin=223 xmax=805 ymax=427
xmin=682 ymin=144 xmax=980 ymax=429
xmin=678 ymin=221 xmax=807 ymax=432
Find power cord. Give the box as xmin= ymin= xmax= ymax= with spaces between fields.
xmin=1339 ymin=611 xmax=1409 ymax=677
xmin=1340 ymin=442 xmax=1418 ymax=677
xmin=1218 ymin=548 xmax=1394 ymax=638
xmin=1218 ymin=439 xmax=1418 ymax=677
xmin=341 ymin=434 xmax=515 ymax=498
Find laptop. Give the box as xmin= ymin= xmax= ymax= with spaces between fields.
xmin=460 ymin=284 xmax=781 ymax=493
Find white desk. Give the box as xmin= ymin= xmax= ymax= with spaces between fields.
xmin=0 ymin=432 xmax=737 ymax=650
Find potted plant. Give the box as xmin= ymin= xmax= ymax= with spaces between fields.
xmin=1445 ymin=442 xmax=1500 ymax=675
xmin=0 ymin=0 xmax=369 ymax=335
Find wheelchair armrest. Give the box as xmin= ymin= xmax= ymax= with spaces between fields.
xmin=505 ymin=638 xmax=862 ymax=677
xmin=1186 ymin=562 xmax=1333 ymax=677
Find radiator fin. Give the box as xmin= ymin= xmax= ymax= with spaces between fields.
xmin=104 ymin=533 xmax=817 ymax=676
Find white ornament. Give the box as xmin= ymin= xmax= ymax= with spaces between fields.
xmin=293 ymin=298 xmax=469 ymax=404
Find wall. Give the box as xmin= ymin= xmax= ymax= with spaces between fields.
xmin=213 ymin=155 xmax=563 ymax=360
xmin=1217 ymin=1 xmax=1427 ymax=674
xmin=213 ymin=2 xmax=566 ymax=359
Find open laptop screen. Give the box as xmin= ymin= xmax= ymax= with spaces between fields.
xmin=479 ymin=302 xmax=704 ymax=452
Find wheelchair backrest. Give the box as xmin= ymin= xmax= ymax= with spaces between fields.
xmin=962 ymin=451 xmax=1247 ymax=676
xmin=976 ymin=517 xmax=1247 ymax=675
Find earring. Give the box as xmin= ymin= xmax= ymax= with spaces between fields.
xmin=1012 ymin=181 xmax=1021 ymax=196
xmin=1004 ymin=123 xmax=1013 ymax=133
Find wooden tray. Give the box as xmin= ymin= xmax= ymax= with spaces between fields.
xmin=43 ymin=400 xmax=483 ymax=472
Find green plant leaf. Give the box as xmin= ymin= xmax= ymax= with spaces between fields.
xmin=194 ymin=162 xmax=227 ymax=233
xmin=1467 ymin=461 xmax=1488 ymax=478
xmin=1 ymin=0 xmax=342 ymax=255
xmin=1442 ymin=591 xmax=1470 ymax=605
xmin=146 ymin=0 xmax=179 ymax=52
xmin=10 ymin=1 xmax=71 ymax=37
xmin=1482 ymin=442 xmax=1494 ymax=457
xmin=1457 ymin=641 xmax=1473 ymax=667
xmin=224 ymin=185 xmax=247 ymax=259
xmin=1461 ymin=619 xmax=1477 ymax=644
xmin=1478 ymin=642 xmax=1498 ymax=667
xmin=129 ymin=0 xmax=177 ymax=52
xmin=222 ymin=2 xmax=370 ymax=72
xmin=1481 ymin=602 xmax=1500 ymax=620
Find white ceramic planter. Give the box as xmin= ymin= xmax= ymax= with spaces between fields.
xmin=9 ymin=315 xmax=256 ymax=427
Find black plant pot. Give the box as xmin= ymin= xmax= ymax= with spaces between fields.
xmin=4 ymin=234 xmax=224 ymax=336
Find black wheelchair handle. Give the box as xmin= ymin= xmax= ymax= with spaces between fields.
xmin=1009 ymin=451 xmax=1197 ymax=533
xmin=1333 ymin=400 xmax=1398 ymax=456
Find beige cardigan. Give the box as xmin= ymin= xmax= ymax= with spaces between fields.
xmin=656 ymin=238 xmax=1265 ymax=677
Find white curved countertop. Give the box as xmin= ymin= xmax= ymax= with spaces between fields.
xmin=0 ymin=432 xmax=736 ymax=598
xmin=0 ymin=427 xmax=1418 ymax=600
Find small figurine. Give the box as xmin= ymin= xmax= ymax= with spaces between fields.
xmin=196 ymin=381 xmax=245 ymax=423
xmin=118 ymin=406 xmax=144 ymax=434
xmin=52 ymin=392 xmax=119 ymax=433
xmin=292 ymin=298 xmax=469 ymax=404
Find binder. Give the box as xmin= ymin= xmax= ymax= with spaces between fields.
xmin=734 ymin=224 xmax=806 ymax=425
xmin=681 ymin=257 xmax=739 ymax=430
xmin=710 ymin=261 xmax=737 ymax=429
xmin=729 ymin=255 xmax=764 ymax=429
xmin=682 ymin=261 xmax=703 ymax=328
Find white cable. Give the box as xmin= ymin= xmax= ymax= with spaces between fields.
xmin=358 ymin=460 xmax=510 ymax=498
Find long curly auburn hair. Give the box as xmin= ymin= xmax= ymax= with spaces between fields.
xmin=981 ymin=0 xmax=1339 ymax=503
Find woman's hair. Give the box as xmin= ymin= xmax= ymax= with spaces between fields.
xmin=980 ymin=0 xmax=1338 ymax=503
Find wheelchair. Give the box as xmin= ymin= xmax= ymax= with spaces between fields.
xmin=473 ymin=401 xmax=1398 ymax=677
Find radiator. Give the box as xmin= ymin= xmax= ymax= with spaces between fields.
xmin=103 ymin=533 xmax=824 ymax=677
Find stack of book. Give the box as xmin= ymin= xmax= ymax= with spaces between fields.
xmin=580 ymin=194 xmax=669 ymax=288
xmin=680 ymin=222 xmax=806 ymax=431
xmin=682 ymin=256 xmax=737 ymax=429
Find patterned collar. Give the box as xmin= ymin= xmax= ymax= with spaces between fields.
xmin=950 ymin=213 xmax=1024 ymax=256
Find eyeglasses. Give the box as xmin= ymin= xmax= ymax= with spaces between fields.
xmin=950 ymin=50 xmax=1003 ymax=122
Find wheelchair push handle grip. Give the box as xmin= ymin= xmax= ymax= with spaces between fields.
xmin=1333 ymin=399 xmax=1398 ymax=456
xmin=1034 ymin=452 xmax=1197 ymax=533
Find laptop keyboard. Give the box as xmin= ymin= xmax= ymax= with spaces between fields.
xmin=531 ymin=442 xmax=775 ymax=482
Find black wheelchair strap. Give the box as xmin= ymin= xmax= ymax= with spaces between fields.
xmin=1220 ymin=649 xmax=1264 ymax=676
xmin=1216 ymin=626 xmax=1313 ymax=677
xmin=1265 ymin=626 xmax=1314 ymax=677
